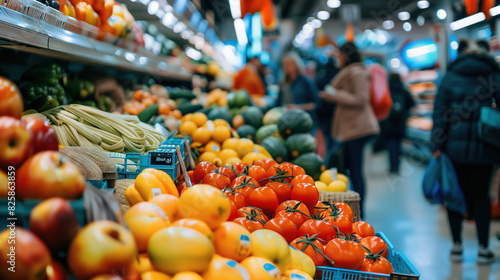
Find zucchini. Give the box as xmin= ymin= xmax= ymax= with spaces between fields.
xmin=177 ymin=104 xmax=203 ymax=115
xmin=138 ymin=104 xmax=159 ymax=123
xmin=169 ymin=89 xmax=196 ymax=100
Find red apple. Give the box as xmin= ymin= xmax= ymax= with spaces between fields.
xmin=0 ymin=116 xmax=33 ymax=170
xmin=68 ymin=221 xmax=138 ymax=280
xmin=46 ymin=260 xmax=69 ymax=280
xmin=0 ymin=227 xmax=51 ymax=280
xmin=30 ymin=198 xmax=80 ymax=254
xmin=16 ymin=151 xmax=85 ymax=200
xmin=0 ymin=77 xmax=23 ymax=119
xmin=24 ymin=117 xmax=59 ymax=153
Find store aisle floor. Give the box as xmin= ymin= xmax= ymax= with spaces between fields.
xmin=363 ymin=147 xmax=500 ymax=280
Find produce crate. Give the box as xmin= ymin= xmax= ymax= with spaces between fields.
xmin=315 ymin=232 xmax=420 ymax=280
xmin=160 ymin=136 xmax=191 ymax=164
xmin=319 ymin=191 xmax=361 ymax=222
xmin=42 ymin=7 xmax=66 ymax=29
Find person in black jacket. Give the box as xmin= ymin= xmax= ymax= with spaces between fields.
xmin=380 ymin=73 xmax=415 ymax=173
xmin=431 ymin=41 xmax=500 ymax=264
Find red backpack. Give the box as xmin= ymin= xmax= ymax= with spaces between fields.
xmin=367 ymin=64 xmax=392 ymax=121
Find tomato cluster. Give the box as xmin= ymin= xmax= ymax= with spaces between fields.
xmin=180 ymin=159 xmax=394 ymax=275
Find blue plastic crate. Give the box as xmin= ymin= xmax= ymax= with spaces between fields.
xmin=87 ymin=180 xmax=108 ymax=189
xmin=110 ymin=148 xmax=180 ymax=180
xmin=315 ymin=232 xmax=420 ymax=280
xmin=160 ymin=136 xmax=191 ymax=163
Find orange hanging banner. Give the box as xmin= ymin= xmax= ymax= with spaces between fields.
xmin=261 ymin=0 xmax=277 ymax=30
xmin=464 ymin=0 xmax=479 ymax=16
xmin=482 ymin=0 xmax=495 ymax=19
xmin=346 ymin=22 xmax=355 ymax=43
xmin=241 ymin=0 xmax=263 ymax=16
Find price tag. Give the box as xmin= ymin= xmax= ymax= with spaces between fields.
xmin=206 ymin=120 xmax=214 ymax=132
xmin=151 ymin=188 xmax=162 ymax=198
xmin=290 ymin=274 xmax=307 ymax=280
xmin=263 ymin=263 xmax=280 ymax=279
xmin=330 ymin=167 xmax=338 ymax=181
xmin=239 ymin=266 xmax=251 ymax=280
xmin=253 ymin=148 xmax=259 ymax=153
xmin=150 ymin=152 xmax=173 ymax=166
xmin=226 ymin=260 xmax=237 ymax=268
xmin=239 ymin=234 xmax=251 ymax=255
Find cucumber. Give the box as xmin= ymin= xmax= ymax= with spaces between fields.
xmin=177 ymin=104 xmax=203 ymax=115
xmin=138 ymin=104 xmax=159 ymax=122
xmin=169 ymin=90 xmax=196 ymax=100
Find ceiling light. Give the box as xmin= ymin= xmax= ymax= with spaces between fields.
xmin=229 ymin=0 xmax=241 ymax=19
xmin=406 ymin=44 xmax=437 ymax=58
xmin=173 ymin=22 xmax=186 ymax=33
xmin=437 ymin=9 xmax=447 ymax=20
xmin=317 ymin=11 xmax=330 ymax=20
xmin=162 ymin=12 xmax=177 ymax=28
xmin=327 ymin=0 xmax=341 ymax=9
xmin=234 ymin=18 xmax=248 ymax=45
xmin=450 ymin=41 xmax=458 ymax=50
xmin=417 ymin=15 xmax=425 ymax=26
xmin=403 ymin=22 xmax=412 ymax=32
xmin=382 ymin=20 xmax=394 ymax=30
xmin=490 ymin=5 xmax=500 ymax=16
xmin=390 ymin=58 xmax=401 ymax=68
xmin=398 ymin=11 xmax=410 ymax=21
xmin=307 ymin=17 xmax=315 ymax=22
xmin=303 ymin=23 xmax=314 ymax=33
xmin=147 ymin=1 xmax=159 ymax=15
xmin=182 ymin=30 xmax=193 ymax=40
xmin=417 ymin=0 xmax=429 ymax=9
xmin=312 ymin=19 xmax=322 ymax=28
xmin=186 ymin=47 xmax=202 ymax=60
xmin=450 ymin=12 xmax=485 ymax=31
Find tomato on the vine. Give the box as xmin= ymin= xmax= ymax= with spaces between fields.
xmin=314 ymin=201 xmax=332 ymax=217
xmin=202 ymin=173 xmax=231 ymax=190
xmin=335 ymin=203 xmax=354 ymax=223
xmin=237 ymin=207 xmax=269 ymax=222
xmin=291 ymin=174 xmax=314 ymax=188
xmin=274 ymin=201 xmax=311 ymax=227
xmin=176 ymin=182 xmax=187 ymax=194
xmin=193 ymin=162 xmax=217 ymax=183
xmin=298 ymin=219 xmax=337 ymax=245
xmin=324 ymin=238 xmax=365 ymax=270
xmin=228 ymin=200 xmax=238 ymax=221
xmin=247 ymin=186 xmax=279 ymax=216
xmin=352 ymin=221 xmax=375 ymax=238
xmin=230 ymin=162 xmax=249 ymax=175
xmin=254 ymin=158 xmax=278 ymax=171
xmin=260 ymin=166 xmax=278 ymax=185
xmin=290 ymin=235 xmax=329 ymax=266
xmin=291 ymin=182 xmax=319 ymax=213
xmin=323 ymin=213 xmax=353 ymax=236
xmin=264 ymin=217 xmax=298 ymax=243
xmin=275 ymin=200 xmax=311 ymax=216
xmin=358 ymin=255 xmax=393 ymax=275
xmin=231 ymin=176 xmax=260 ymax=197
xmin=233 ymin=213 xmax=265 ymax=232
xmin=247 ymin=165 xmax=267 ymax=182
xmin=265 ymin=181 xmax=292 ymax=204
xmin=359 ymin=236 xmax=388 ymax=258
xmin=223 ymin=188 xmax=248 ymax=209
xmin=217 ymin=165 xmax=237 ymax=182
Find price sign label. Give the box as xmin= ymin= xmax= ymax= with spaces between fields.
xmin=206 ymin=120 xmax=214 ymax=132
xmin=330 ymin=167 xmax=338 ymax=181
xmin=150 ymin=152 xmax=173 ymax=166
xmin=151 ymin=188 xmax=162 ymax=197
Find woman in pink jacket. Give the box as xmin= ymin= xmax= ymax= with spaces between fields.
xmin=320 ymin=43 xmax=380 ymax=218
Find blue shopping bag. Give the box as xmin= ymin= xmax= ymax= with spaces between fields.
xmin=422 ymin=154 xmax=466 ymax=214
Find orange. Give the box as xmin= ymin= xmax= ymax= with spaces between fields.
xmin=170 ymin=110 xmax=182 ymax=119
xmin=213 ymin=222 xmax=252 ymax=261
xmin=171 ymin=219 xmax=214 ymax=241
xmin=142 ymin=271 xmax=172 ymax=280
xmin=137 ymin=253 xmax=155 ymax=273
xmin=236 ymin=138 xmax=254 ymax=158
xmin=224 ymin=157 xmax=241 ymax=165
xmin=204 ymin=141 xmax=221 ymax=154
xmin=212 ymin=126 xmax=232 ymax=144
xmin=218 ymin=149 xmax=239 ymax=163
xmin=179 ymin=121 xmax=197 ymax=137
xmin=232 ymin=115 xmax=244 ymax=129
xmin=192 ymin=112 xmax=208 ymax=127
xmin=148 ymin=194 xmax=180 ymax=221
xmin=182 ymin=113 xmax=194 ymax=123
xmin=192 ymin=127 xmax=211 ymax=145
xmin=213 ymin=119 xmax=230 ymax=128
xmin=203 ymin=257 xmax=250 ymax=280
xmin=240 ymin=257 xmax=281 ymax=280
xmin=197 ymin=152 xmax=218 ymax=164
xmin=242 ymin=152 xmax=268 ymax=165
xmin=172 ymin=272 xmax=203 ymax=280
xmin=222 ymin=138 xmax=239 ymax=151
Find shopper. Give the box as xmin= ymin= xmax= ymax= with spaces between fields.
xmin=320 ymin=42 xmax=380 ymax=217
xmin=431 ymin=41 xmax=500 ymax=264
xmin=233 ymin=56 xmax=267 ymax=96
xmin=379 ymin=73 xmax=415 ymax=173
xmin=278 ymin=52 xmax=318 ymax=129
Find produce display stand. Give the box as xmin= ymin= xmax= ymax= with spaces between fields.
xmin=315 ymin=232 xmax=420 ymax=280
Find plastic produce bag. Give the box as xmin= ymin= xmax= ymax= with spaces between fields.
xmin=422 ymin=154 xmax=466 ymax=214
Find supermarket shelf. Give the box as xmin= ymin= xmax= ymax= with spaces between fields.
xmin=0 ymin=6 xmax=191 ymax=81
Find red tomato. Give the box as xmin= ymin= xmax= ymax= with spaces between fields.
xmin=247 ymin=187 xmax=279 ymax=216
xmin=260 ymin=166 xmax=278 ymax=185
xmin=290 ymin=235 xmax=328 ymax=266
xmin=264 ymin=217 xmax=299 ymax=243
xmin=223 ymin=188 xmax=248 ymax=209
xmin=335 ymin=203 xmax=354 ymax=223
xmin=237 ymin=206 xmax=269 ymax=222
xmin=290 ymin=174 xmax=314 ymax=188
xmin=298 ymin=219 xmax=337 ymax=245
xmin=323 ymin=213 xmax=353 ymax=236
xmin=231 ymin=176 xmax=260 ymax=197
xmin=193 ymin=162 xmax=216 ymax=183
xmin=23 ymin=118 xmax=58 ymax=153
xmin=289 ymin=164 xmax=306 ymax=176
xmin=233 ymin=162 xmax=249 ymax=174
xmin=274 ymin=200 xmax=311 ymax=227
xmin=352 ymin=221 xmax=375 ymax=238
xmin=248 ymin=165 xmax=267 ymax=182
xmin=265 ymin=181 xmax=292 ymax=204
xmin=228 ymin=200 xmax=238 ymax=221
xmin=233 ymin=216 xmax=264 ymax=232
xmin=217 ymin=165 xmax=237 ymax=182
xmin=187 ymin=170 xmax=195 ymax=184
xmin=291 ymin=182 xmax=319 ymax=213
xmin=202 ymin=173 xmax=231 ymax=190
xmin=358 ymin=255 xmax=393 ymax=275
xmin=254 ymin=158 xmax=277 ymax=170
xmin=314 ymin=201 xmax=332 ymax=217
xmin=275 ymin=200 xmax=311 ymax=216
xmin=325 ymin=238 xmax=365 ymax=270
xmin=176 ymin=182 xmax=187 ymax=194
xmin=359 ymin=236 xmax=388 ymax=258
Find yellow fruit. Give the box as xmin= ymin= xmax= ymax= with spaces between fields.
xmin=254 ymin=145 xmax=272 ymax=158
xmin=250 ymin=229 xmax=291 ymax=273
xmin=192 ymin=112 xmax=208 ymax=127
xmin=232 ymin=115 xmax=244 ymax=129
xmin=148 ymin=227 xmax=214 ymax=275
xmin=218 ymin=149 xmax=239 ymax=162
xmin=237 ymin=139 xmax=254 ymax=158
xmin=337 ymin=173 xmax=349 ymax=185
xmin=282 ymin=269 xmax=313 ymax=280
xmin=203 ymin=257 xmax=250 ymax=280
xmin=240 ymin=257 xmax=281 ymax=280
xmin=315 ymin=181 xmax=328 ymax=192
xmin=205 ymin=141 xmax=221 ymax=154
xmin=172 ymin=271 xmax=204 ymax=280
xmin=213 ymin=119 xmax=230 ymax=128
xmin=327 ymin=181 xmax=347 ymax=192
xmin=224 ymin=157 xmax=241 ymax=165
xmin=212 ymin=222 xmax=252 ymax=262
xmin=172 ymin=219 xmax=214 ymax=241
xmin=142 ymin=271 xmax=172 ymax=280
xmin=179 ymin=121 xmax=198 ymax=137
xmin=192 ymin=127 xmax=211 ymax=145
xmin=289 ymin=247 xmax=315 ymax=278
xmin=319 ymin=170 xmax=333 ymax=184
xmin=181 ymin=113 xmax=194 ymax=123
xmin=222 ymin=138 xmax=239 ymax=150
xmin=197 ymin=152 xmax=218 ymax=164
xmin=212 ymin=126 xmax=232 ymax=143
xmin=242 ymin=152 xmax=268 ymax=165
xmin=137 ymin=253 xmax=155 ymax=274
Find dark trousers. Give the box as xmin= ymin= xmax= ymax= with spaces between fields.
xmin=343 ymin=135 xmax=372 ymax=218
xmin=447 ymin=163 xmax=493 ymax=247
xmin=387 ymin=136 xmax=402 ymax=171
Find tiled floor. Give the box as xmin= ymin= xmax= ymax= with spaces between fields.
xmin=363 ymin=147 xmax=500 ymax=280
